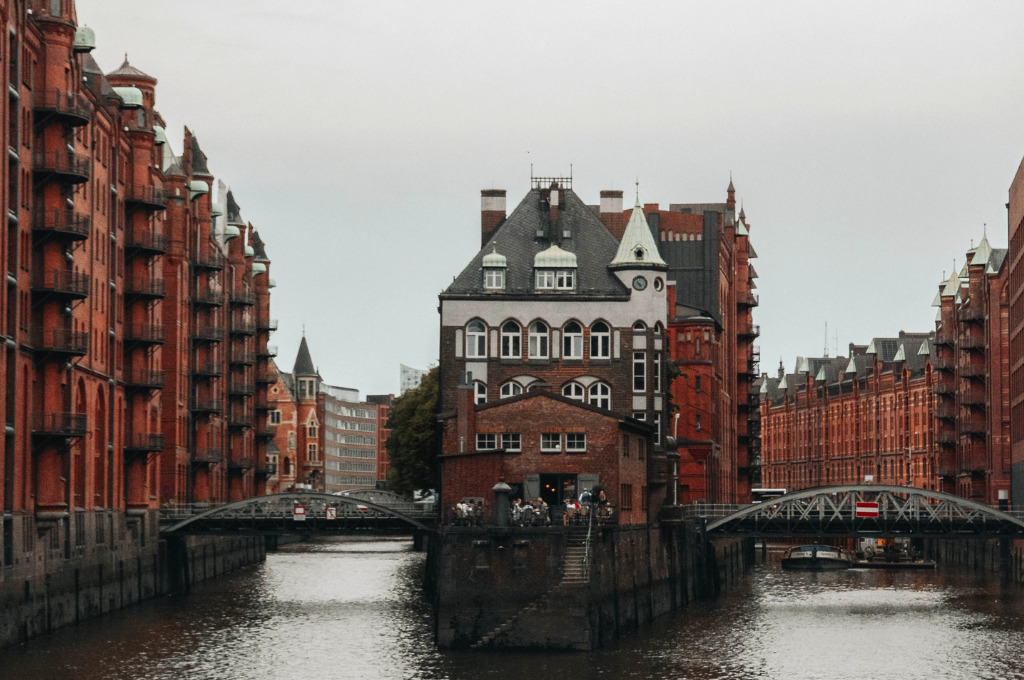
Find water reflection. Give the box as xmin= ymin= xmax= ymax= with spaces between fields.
xmin=5 ymin=538 xmax=1024 ymax=680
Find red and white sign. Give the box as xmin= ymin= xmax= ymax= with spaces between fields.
xmin=855 ymin=502 xmax=879 ymax=518
xmin=293 ymin=505 xmax=306 ymax=521
xmin=325 ymin=506 xmax=337 ymax=521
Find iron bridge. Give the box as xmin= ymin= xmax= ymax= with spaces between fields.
xmin=685 ymin=485 xmax=1024 ymax=538
xmin=161 ymin=491 xmax=437 ymax=535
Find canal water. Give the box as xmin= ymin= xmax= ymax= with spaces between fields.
xmin=5 ymin=538 xmax=1024 ymax=679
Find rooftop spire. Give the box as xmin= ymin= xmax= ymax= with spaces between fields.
xmin=610 ymin=197 xmax=666 ymax=270
xmin=293 ymin=336 xmax=317 ymax=377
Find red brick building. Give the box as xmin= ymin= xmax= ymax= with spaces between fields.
xmin=437 ymin=177 xmax=669 ymax=521
xmin=761 ymin=235 xmax=1010 ymax=505
xmin=0 ymin=0 xmax=274 ymax=572
xmin=597 ymin=181 xmax=760 ymax=505
xmin=1009 ymin=155 xmax=1024 ymax=503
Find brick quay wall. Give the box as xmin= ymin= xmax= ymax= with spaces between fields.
xmin=426 ymin=522 xmax=748 ymax=651
xmin=0 ymin=511 xmax=264 ymax=648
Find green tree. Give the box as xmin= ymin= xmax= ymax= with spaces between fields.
xmin=385 ymin=366 xmax=440 ymax=496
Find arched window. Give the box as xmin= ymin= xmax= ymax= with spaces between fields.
xmin=466 ymin=320 xmax=487 ymax=358
xmin=474 ymin=381 xmax=487 ymax=405
xmin=529 ymin=321 xmax=549 ymax=359
xmin=500 ymin=381 xmax=523 ymax=398
xmin=632 ymin=321 xmax=646 ymax=333
xmin=562 ymin=382 xmax=584 ymax=401
xmin=501 ymin=321 xmax=521 ymax=359
xmin=590 ymin=321 xmax=610 ymax=359
xmin=588 ymin=382 xmax=611 ymax=410
xmin=563 ymin=321 xmax=583 ymax=359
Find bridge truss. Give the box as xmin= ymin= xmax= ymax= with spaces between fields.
xmin=695 ymin=485 xmax=1024 ymax=538
xmin=162 ymin=492 xmax=435 ymax=535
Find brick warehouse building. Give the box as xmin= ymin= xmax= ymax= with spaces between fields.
xmin=0 ymin=0 xmax=274 ymax=578
xmin=437 ymin=176 xmax=673 ymax=520
xmin=597 ymin=181 xmax=760 ymax=505
xmin=1009 ymin=155 xmax=1024 ymax=503
xmin=760 ymin=234 xmax=1010 ymax=505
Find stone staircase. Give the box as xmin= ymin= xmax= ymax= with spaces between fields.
xmin=470 ymin=528 xmax=592 ymax=649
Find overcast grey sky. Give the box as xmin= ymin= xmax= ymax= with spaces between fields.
xmin=77 ymin=0 xmax=1024 ymax=395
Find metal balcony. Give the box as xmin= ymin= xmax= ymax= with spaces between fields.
xmin=33 ymin=150 xmax=89 ymax=183
xmin=124 ymin=277 xmax=166 ymax=299
xmin=934 ymin=332 xmax=955 ymax=347
xmin=192 ymin=448 xmax=223 ymax=465
xmin=934 ymin=404 xmax=957 ymax=420
xmin=256 ymin=423 xmax=278 ymax=439
xmin=191 ymin=324 xmax=224 ymax=342
xmin=124 ymin=369 xmax=165 ymax=390
xmin=228 ymin=378 xmax=255 ymax=396
xmin=230 ymin=319 xmax=256 ymax=335
xmin=32 ymin=269 xmax=89 ymax=300
xmin=124 ymin=433 xmax=165 ymax=454
xmin=192 ymin=251 xmax=225 ymax=270
xmin=257 ymin=344 xmax=278 ymax=358
xmin=959 ymin=306 xmax=984 ymax=323
xmin=960 ymin=335 xmax=985 ymax=351
xmin=191 ymin=361 xmax=224 ymax=378
xmin=227 ymin=410 xmax=254 ymax=428
xmin=124 ymin=184 xmax=169 ymax=210
xmin=34 ymin=328 xmax=88 ymax=356
xmin=191 ymin=288 xmax=224 ymax=306
xmin=935 ymin=431 xmax=957 ymax=447
xmin=737 ymin=292 xmax=759 ymax=307
xmin=738 ymin=323 xmax=760 ymax=339
xmin=230 ymin=349 xmax=255 ymax=366
xmin=125 ymin=230 xmax=168 ymax=255
xmin=124 ymin=323 xmax=165 ymax=345
xmin=257 ymin=317 xmax=278 ymax=332
xmin=33 ymin=412 xmax=87 ymax=438
xmin=190 ymin=397 xmax=222 ymax=414
xmin=31 ymin=209 xmax=90 ymax=241
xmin=228 ymin=289 xmax=255 ymax=306
xmin=960 ymin=364 xmax=985 ymax=379
xmin=228 ymin=457 xmax=255 ymax=471
xmin=32 ymin=89 xmax=91 ymax=126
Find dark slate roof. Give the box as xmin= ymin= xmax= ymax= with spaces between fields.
xmin=660 ymin=211 xmax=722 ymax=324
xmin=252 ymin=230 xmax=269 ymax=262
xmin=990 ymin=248 xmax=1008 ymax=272
xmin=441 ymin=188 xmax=629 ymax=298
xmin=106 ymin=57 xmax=155 ymax=81
xmin=279 ymin=371 xmax=295 ymax=399
xmin=191 ymin=134 xmax=210 ymax=175
xmin=164 ymin=162 xmax=185 ymax=178
xmin=226 ymin=190 xmax=243 ymax=224
xmin=293 ymin=336 xmax=317 ymax=376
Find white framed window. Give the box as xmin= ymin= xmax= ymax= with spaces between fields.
xmin=566 ymin=433 xmax=586 ymax=452
xmin=562 ymin=382 xmax=584 ymax=401
xmin=308 ymin=443 xmax=318 ymax=461
xmin=541 ymin=433 xmax=561 ymax=452
xmin=270 ymin=409 xmax=282 ymax=425
xmin=563 ymin=321 xmax=583 ymax=358
xmin=654 ymin=354 xmax=661 ymax=392
xmin=633 ymin=411 xmax=646 ymax=421
xmin=501 ymin=433 xmax=521 ymax=451
xmin=476 ymin=433 xmax=497 ymax=450
xmin=474 ymin=381 xmax=487 ymax=405
xmin=633 ymin=321 xmax=646 ymax=333
xmin=529 ymin=321 xmax=549 ymax=359
xmin=308 ymin=424 xmax=318 ymax=438
xmin=588 ymin=382 xmax=610 ymax=410
xmin=633 ymin=352 xmax=646 ymax=392
xmin=590 ymin=321 xmax=610 ymax=359
xmin=466 ymin=320 xmax=487 ymax=358
xmin=555 ymin=269 xmax=575 ymax=290
xmin=500 ymin=381 xmax=523 ymax=398
xmin=535 ymin=270 xmax=555 ymax=289
xmin=484 ymin=268 xmax=505 ymax=290
xmin=501 ymin=321 xmax=521 ymax=358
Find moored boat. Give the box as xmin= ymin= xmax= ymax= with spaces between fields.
xmin=781 ymin=544 xmax=853 ymax=570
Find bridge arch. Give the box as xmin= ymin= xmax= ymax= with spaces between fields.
xmin=704 ymin=485 xmax=1024 ymax=537
xmin=163 ymin=492 xmax=433 ymax=534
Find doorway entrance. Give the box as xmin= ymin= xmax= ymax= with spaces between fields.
xmin=540 ymin=474 xmax=577 ymax=506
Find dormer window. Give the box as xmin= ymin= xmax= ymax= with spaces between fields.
xmin=484 ymin=268 xmax=505 ymax=289
xmin=533 ymin=244 xmax=577 ymax=292
xmin=482 ymin=246 xmax=507 ymax=290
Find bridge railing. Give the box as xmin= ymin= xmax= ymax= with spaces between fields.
xmin=674 ymin=501 xmax=1024 ymax=523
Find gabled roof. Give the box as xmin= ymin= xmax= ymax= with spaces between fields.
xmin=971 ymin=234 xmax=993 ymax=267
xmin=190 ymin=133 xmax=210 ymax=176
xmin=442 ymin=188 xmax=628 ymax=297
xmin=252 ymin=230 xmax=269 ymax=263
xmin=226 ymin=190 xmax=243 ymax=225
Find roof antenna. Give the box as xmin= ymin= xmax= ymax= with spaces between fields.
xmin=824 ymin=321 xmax=829 ymax=357
xmin=635 ymin=177 xmax=639 ymax=205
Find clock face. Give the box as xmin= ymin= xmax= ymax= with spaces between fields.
xmin=632 ymin=276 xmax=647 ymax=291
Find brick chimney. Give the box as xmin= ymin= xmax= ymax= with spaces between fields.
xmin=456 ymin=371 xmax=477 ymax=454
xmin=481 ymin=190 xmax=506 ymax=247
xmin=599 ymin=190 xmax=626 ymax=240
